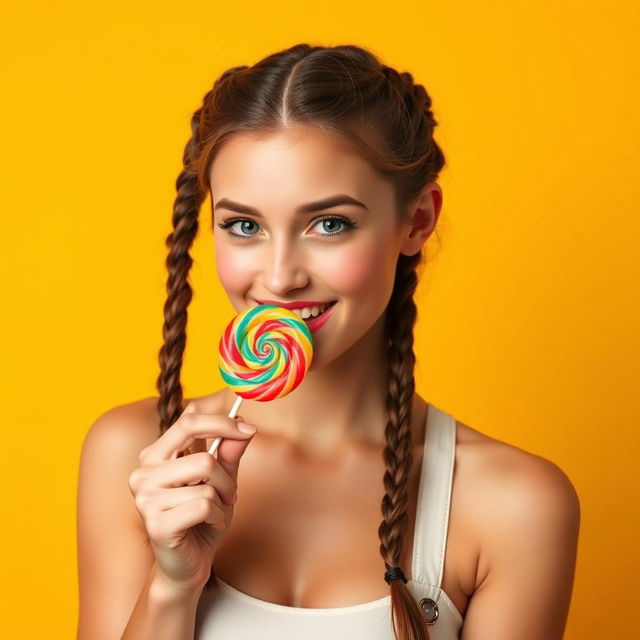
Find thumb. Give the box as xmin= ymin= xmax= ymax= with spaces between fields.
xmin=214 ymin=418 xmax=257 ymax=479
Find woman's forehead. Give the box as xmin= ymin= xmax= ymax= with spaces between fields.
xmin=209 ymin=127 xmax=392 ymax=209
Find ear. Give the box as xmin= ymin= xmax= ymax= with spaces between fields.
xmin=399 ymin=182 xmax=443 ymax=256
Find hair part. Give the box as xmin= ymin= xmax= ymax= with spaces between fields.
xmin=156 ymin=43 xmax=445 ymax=639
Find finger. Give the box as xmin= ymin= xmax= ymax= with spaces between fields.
xmin=154 ymin=483 xmax=228 ymax=512
xmin=141 ymin=452 xmax=236 ymax=505
xmin=135 ymin=483 xmax=226 ymax=517
xmin=141 ymin=413 xmax=255 ymax=465
xmin=147 ymin=498 xmax=226 ymax=545
xmin=214 ymin=429 xmax=257 ymax=481
xmin=189 ymin=416 xmax=243 ymax=456
xmin=180 ymin=398 xmax=218 ymax=416
xmin=181 ymin=398 xmax=239 ymax=424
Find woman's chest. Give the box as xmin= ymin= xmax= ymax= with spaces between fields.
xmin=213 ymin=472 xmax=407 ymax=607
xmin=210 ymin=439 xmax=473 ymax=617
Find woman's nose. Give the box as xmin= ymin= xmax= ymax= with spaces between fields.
xmin=262 ymin=239 xmax=309 ymax=296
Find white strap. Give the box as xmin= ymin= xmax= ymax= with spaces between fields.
xmin=411 ymin=404 xmax=456 ymax=588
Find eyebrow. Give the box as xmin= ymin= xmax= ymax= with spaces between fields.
xmin=213 ymin=194 xmax=369 ymax=217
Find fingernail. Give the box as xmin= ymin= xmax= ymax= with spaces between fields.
xmin=238 ymin=422 xmax=257 ymax=434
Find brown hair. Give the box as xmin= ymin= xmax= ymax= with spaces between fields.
xmin=155 ymin=43 xmax=445 ymax=639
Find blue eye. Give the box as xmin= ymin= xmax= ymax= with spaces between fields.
xmin=217 ymin=216 xmax=357 ymax=240
xmin=217 ymin=218 xmax=260 ymax=238
xmin=313 ymin=218 xmax=352 ymax=235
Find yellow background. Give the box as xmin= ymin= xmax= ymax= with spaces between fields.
xmin=1 ymin=1 xmax=638 ymax=637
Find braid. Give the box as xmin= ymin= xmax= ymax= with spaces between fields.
xmin=154 ymin=65 xmax=249 ymax=596
xmin=155 ymin=66 xmax=248 ymax=438
xmin=378 ymin=252 xmax=432 ymax=639
xmin=380 ymin=65 xmax=445 ymax=180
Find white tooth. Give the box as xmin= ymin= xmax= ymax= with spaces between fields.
xmin=310 ymin=306 xmax=320 ymax=317
xmin=292 ymin=309 xmax=303 ymax=318
xmin=301 ymin=307 xmax=312 ymax=319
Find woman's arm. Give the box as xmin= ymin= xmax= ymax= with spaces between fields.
xmin=461 ymin=450 xmax=581 ymax=639
xmin=77 ymin=401 xmax=206 ymax=640
xmin=119 ymin=562 xmax=204 ymax=639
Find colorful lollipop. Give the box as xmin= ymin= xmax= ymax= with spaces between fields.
xmin=208 ymin=304 xmax=314 ymax=455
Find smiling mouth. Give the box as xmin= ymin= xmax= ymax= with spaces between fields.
xmin=290 ymin=300 xmax=337 ymax=321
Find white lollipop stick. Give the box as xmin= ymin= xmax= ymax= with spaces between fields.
xmin=207 ymin=394 xmax=243 ymax=456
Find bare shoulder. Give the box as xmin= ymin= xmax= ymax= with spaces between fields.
xmin=455 ymin=419 xmax=580 ymax=505
xmin=449 ymin=419 xmax=581 ymax=637
xmin=78 ymin=396 xmax=167 ymax=538
xmin=453 ymin=418 xmax=581 ymax=589
xmin=83 ymin=396 xmax=162 ymax=456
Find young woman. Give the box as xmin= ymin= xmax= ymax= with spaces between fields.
xmin=77 ymin=43 xmax=580 ymax=640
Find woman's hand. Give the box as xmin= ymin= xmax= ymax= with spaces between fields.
xmin=127 ymin=404 xmax=257 ymax=591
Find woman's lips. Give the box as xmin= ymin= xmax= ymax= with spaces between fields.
xmin=302 ymin=301 xmax=337 ymax=332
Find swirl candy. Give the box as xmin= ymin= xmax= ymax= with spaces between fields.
xmin=209 ymin=304 xmax=314 ymax=455
xmin=218 ymin=304 xmax=313 ymax=401
xmin=208 ymin=304 xmax=313 ymax=455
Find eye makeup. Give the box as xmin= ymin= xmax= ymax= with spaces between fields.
xmin=216 ymin=215 xmax=358 ymax=240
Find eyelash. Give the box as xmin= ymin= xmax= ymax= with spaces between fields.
xmin=216 ymin=215 xmax=358 ymax=240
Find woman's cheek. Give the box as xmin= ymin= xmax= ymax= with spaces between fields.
xmin=323 ymin=243 xmax=387 ymax=295
xmin=215 ymin=243 xmax=255 ymax=292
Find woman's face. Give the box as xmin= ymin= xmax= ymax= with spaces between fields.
xmin=209 ymin=125 xmax=416 ymax=372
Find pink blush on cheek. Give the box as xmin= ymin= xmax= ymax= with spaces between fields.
xmin=324 ymin=245 xmax=388 ymax=295
xmin=215 ymin=245 xmax=256 ymax=292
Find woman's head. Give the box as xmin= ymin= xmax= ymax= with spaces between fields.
xmin=210 ymin=124 xmax=441 ymax=372
xmin=157 ymin=43 xmax=445 ymax=639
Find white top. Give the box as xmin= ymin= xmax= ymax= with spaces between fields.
xmin=194 ymin=403 xmax=463 ymax=639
